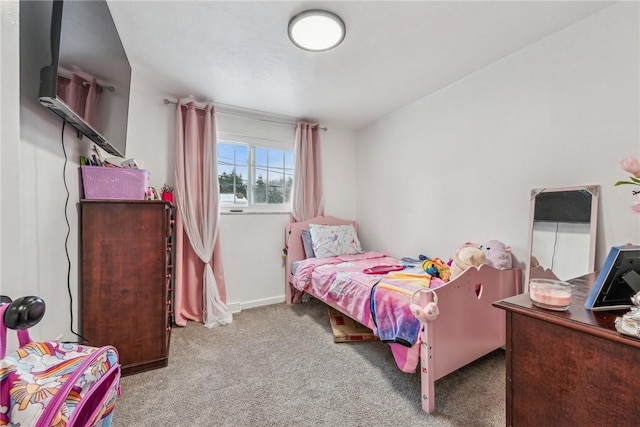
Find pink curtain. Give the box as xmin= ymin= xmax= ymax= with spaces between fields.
xmin=57 ymin=73 xmax=100 ymax=126
xmin=173 ymin=101 xmax=232 ymax=328
xmin=291 ymin=122 xmax=324 ymax=221
xmin=83 ymin=78 xmax=99 ymax=125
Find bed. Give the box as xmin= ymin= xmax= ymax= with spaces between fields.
xmin=284 ymin=215 xmax=521 ymax=414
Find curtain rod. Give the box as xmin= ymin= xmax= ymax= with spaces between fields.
xmin=162 ymin=99 xmax=327 ymax=131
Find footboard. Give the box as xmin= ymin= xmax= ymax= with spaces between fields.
xmin=418 ymin=265 xmax=521 ymax=413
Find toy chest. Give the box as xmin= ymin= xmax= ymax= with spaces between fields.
xmin=81 ymin=166 xmax=149 ymax=200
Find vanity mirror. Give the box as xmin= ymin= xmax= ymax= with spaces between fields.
xmin=525 ymin=185 xmax=599 ymax=291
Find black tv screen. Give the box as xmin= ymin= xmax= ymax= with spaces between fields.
xmin=533 ymin=190 xmax=593 ymax=223
xmin=32 ymin=0 xmax=131 ymax=157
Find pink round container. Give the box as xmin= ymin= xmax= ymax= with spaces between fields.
xmin=529 ymin=279 xmax=571 ymax=311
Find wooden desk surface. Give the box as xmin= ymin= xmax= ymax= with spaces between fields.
xmin=494 ymin=272 xmax=640 ymax=349
xmin=495 ymin=273 xmax=640 ymax=426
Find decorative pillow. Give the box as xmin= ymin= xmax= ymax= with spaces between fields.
xmin=300 ymin=229 xmax=316 ymax=259
xmin=309 ymin=224 xmax=363 ymax=259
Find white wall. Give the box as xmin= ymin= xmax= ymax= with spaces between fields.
xmin=355 ymin=3 xmax=639 ymax=277
xmin=126 ymin=78 xmax=358 ymax=310
xmin=3 ymin=0 xmax=94 ymax=344
xmin=1 ymin=0 xmax=22 ymax=352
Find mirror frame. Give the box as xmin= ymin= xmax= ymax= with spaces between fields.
xmin=525 ymin=185 xmax=600 ymax=291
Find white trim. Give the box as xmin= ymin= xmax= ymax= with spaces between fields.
xmin=218 ymin=132 xmax=293 ymax=150
xmin=218 ymin=206 xmax=293 ymax=215
xmin=227 ymin=295 xmax=286 ymax=313
xmin=221 ymin=211 xmax=290 ymax=216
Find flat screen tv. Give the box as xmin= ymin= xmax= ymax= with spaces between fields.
xmin=533 ymin=189 xmax=593 ymax=223
xmin=37 ymin=0 xmax=131 ymax=157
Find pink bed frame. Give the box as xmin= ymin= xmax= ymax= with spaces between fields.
xmin=284 ymin=216 xmax=521 ymax=414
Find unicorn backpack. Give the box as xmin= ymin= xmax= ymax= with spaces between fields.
xmin=0 ymin=296 xmax=121 ymax=426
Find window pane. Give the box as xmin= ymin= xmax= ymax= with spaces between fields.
xmin=251 ymin=182 xmax=266 ymax=204
xmin=267 ymin=149 xmax=283 ymax=166
xmin=284 ymin=172 xmax=293 ymax=203
xmin=251 ymin=147 xmax=292 ymax=205
xmin=218 ymin=144 xmax=247 ymax=170
xmin=218 ymin=143 xmax=248 ymax=203
xmin=254 ymin=147 xmax=268 ymax=168
xmin=284 ymin=151 xmax=294 ymax=171
xmin=218 ymin=139 xmax=293 ymax=210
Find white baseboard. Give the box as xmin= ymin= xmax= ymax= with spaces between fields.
xmin=227 ymin=295 xmax=286 ymax=313
xmin=227 ymin=302 xmax=242 ymax=313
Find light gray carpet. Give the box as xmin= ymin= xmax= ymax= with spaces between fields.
xmin=112 ymin=298 xmax=504 ymax=426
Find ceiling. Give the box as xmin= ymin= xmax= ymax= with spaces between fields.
xmin=107 ymin=1 xmax=614 ymax=130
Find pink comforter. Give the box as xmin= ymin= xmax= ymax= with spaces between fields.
xmin=293 ymin=251 xmax=440 ymax=373
xmin=293 ymin=251 xmax=392 ymax=326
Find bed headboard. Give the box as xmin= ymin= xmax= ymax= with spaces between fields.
xmin=284 ymin=215 xmax=357 ymax=303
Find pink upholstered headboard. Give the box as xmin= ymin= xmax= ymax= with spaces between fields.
xmin=284 ymin=216 xmax=357 ymax=303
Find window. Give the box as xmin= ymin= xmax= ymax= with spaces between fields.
xmin=217 ymin=138 xmax=294 ymax=212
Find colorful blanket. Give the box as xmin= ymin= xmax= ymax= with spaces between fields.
xmin=370 ymin=272 xmax=445 ymax=347
xmin=292 ymin=251 xmax=444 ymax=372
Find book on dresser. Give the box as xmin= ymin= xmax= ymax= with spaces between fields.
xmin=79 ymin=200 xmax=175 ymax=376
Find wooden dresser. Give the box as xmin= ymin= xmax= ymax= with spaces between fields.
xmin=494 ymin=273 xmax=640 ymax=426
xmin=79 ymin=200 xmax=175 ymax=376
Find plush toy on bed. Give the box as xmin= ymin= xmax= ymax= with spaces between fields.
xmin=450 ymin=246 xmax=486 ymax=279
xmin=479 ymin=240 xmax=513 ymax=270
xmin=421 ymin=257 xmax=451 ymax=282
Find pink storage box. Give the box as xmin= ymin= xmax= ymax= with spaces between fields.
xmin=81 ymin=166 xmax=149 ymax=200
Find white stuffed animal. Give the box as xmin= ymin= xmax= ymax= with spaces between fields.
xmin=480 ymin=240 xmax=513 ymax=269
xmin=450 ymin=246 xmax=486 ymax=279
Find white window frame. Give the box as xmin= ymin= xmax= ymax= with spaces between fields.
xmin=217 ymin=131 xmax=294 ymax=214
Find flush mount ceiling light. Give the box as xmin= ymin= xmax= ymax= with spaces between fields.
xmin=288 ymin=10 xmax=346 ymax=52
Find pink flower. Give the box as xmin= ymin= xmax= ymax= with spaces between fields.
xmin=616 ymin=157 xmax=640 ymax=214
xmin=620 ymin=157 xmax=640 ymax=177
